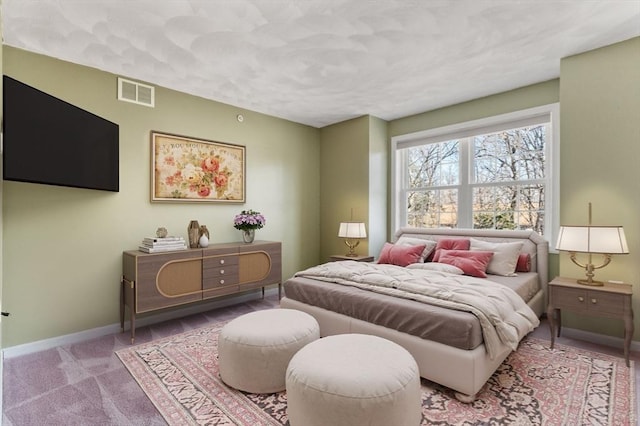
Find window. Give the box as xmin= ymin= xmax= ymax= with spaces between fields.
xmin=392 ymin=104 xmax=559 ymax=241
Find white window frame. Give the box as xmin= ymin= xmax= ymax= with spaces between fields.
xmin=391 ymin=103 xmax=560 ymax=245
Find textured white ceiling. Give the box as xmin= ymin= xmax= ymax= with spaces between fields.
xmin=2 ymin=1 xmax=640 ymax=127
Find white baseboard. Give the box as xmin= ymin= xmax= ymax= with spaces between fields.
xmin=2 ymin=287 xmax=277 ymax=359
xmin=3 ymin=290 xmax=636 ymax=360
xmin=559 ymin=325 xmax=640 ymax=353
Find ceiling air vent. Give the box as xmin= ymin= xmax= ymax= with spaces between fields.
xmin=117 ymin=77 xmax=155 ymax=107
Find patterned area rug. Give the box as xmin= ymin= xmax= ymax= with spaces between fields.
xmin=117 ymin=322 xmax=635 ymax=425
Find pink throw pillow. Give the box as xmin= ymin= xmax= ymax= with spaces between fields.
xmin=516 ymin=253 xmax=531 ymax=272
xmin=377 ymin=242 xmax=426 ymax=267
xmin=437 ymin=250 xmax=493 ymax=278
xmin=431 ymin=238 xmax=471 ymax=262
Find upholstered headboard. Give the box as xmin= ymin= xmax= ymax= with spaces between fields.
xmin=393 ymin=227 xmax=549 ymax=302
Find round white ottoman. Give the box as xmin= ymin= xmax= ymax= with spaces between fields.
xmin=218 ymin=308 xmax=319 ymax=394
xmin=286 ymin=334 xmax=422 ymax=426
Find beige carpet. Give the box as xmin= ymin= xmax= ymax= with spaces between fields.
xmin=117 ymin=321 xmax=636 ymax=425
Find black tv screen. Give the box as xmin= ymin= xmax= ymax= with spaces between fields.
xmin=3 ymin=75 xmax=119 ymax=192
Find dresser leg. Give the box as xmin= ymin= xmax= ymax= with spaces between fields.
xmin=122 ymin=278 xmax=136 ymax=344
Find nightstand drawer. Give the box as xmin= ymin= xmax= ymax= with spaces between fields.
xmin=553 ymin=287 xmax=588 ymax=312
xmin=552 ymin=287 xmax=627 ymax=316
xmin=586 ymin=291 xmax=627 ymax=316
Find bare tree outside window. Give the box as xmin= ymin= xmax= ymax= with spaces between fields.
xmin=402 ymin=125 xmax=547 ymax=235
xmin=473 ymin=125 xmax=546 ymax=234
xmin=406 ymin=141 xmax=459 ymax=228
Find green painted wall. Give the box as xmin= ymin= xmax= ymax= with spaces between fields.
xmin=388 ymin=80 xmax=560 ymax=137
xmin=319 ymin=115 xmax=389 ymax=262
xmin=558 ymin=37 xmax=640 ymax=338
xmin=1 ymin=47 xmax=320 ymax=348
xmin=320 ymin=116 xmax=371 ymax=260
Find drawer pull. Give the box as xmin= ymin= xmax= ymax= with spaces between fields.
xmin=220 ymin=259 xmax=225 ymax=265
xmin=220 ymin=279 xmax=225 ymax=285
xmin=591 ymin=298 xmax=597 ymax=304
xmin=578 ymin=296 xmax=584 ymax=302
xmin=220 ymin=269 xmax=225 ymax=275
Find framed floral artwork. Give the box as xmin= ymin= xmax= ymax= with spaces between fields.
xmin=151 ymin=132 xmax=245 ymax=203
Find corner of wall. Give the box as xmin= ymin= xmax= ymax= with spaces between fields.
xmin=319 ymin=115 xmax=387 ymax=262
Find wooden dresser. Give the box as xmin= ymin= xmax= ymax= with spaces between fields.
xmin=121 ymin=240 xmax=281 ymax=342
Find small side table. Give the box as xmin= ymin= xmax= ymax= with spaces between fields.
xmin=330 ymin=254 xmax=374 ymax=262
xmin=547 ymin=276 xmax=634 ymax=366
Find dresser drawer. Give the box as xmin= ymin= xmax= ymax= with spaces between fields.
xmin=203 ymin=265 xmax=239 ymax=287
xmin=203 ymin=254 xmax=238 ymax=269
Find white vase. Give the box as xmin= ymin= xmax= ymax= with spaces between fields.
xmin=199 ymin=234 xmax=209 ymax=248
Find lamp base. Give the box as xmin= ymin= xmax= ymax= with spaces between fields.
xmin=343 ymin=239 xmax=360 ymax=257
xmin=567 ymin=253 xmax=611 ymax=287
xmin=576 ymin=278 xmax=604 ymax=287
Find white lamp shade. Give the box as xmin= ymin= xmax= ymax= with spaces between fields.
xmin=338 ymin=222 xmax=367 ymax=239
xmin=556 ymin=226 xmax=628 ymax=254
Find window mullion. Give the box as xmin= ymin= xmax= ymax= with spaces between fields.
xmin=398 ymin=151 xmax=408 ymax=228
xmin=457 ymin=138 xmax=472 ymax=228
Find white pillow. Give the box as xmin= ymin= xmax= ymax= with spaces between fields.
xmin=407 ymin=262 xmax=464 ymax=275
xmin=395 ymin=237 xmax=437 ymax=262
xmin=469 ymin=238 xmax=523 ymax=276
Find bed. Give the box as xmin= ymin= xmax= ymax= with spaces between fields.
xmin=280 ymin=227 xmax=548 ymax=401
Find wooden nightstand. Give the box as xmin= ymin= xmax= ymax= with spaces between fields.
xmin=330 ymin=254 xmax=374 ymax=262
xmin=547 ymin=276 xmax=634 ymax=366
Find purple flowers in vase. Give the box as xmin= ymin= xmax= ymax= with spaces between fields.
xmin=233 ymin=210 xmax=266 ymax=243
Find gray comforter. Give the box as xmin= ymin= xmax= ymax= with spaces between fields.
xmin=295 ymin=261 xmax=540 ymax=359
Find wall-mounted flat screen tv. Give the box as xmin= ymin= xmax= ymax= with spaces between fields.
xmin=2 ymin=75 xmax=119 ymax=192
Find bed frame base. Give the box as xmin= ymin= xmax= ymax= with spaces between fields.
xmin=282 ymin=227 xmax=548 ymax=402
xmin=280 ymin=297 xmax=513 ymax=401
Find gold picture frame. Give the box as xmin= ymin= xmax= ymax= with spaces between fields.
xmin=151 ymin=131 xmax=245 ymax=203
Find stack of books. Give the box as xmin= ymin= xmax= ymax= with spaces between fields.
xmin=138 ymin=236 xmax=188 ymax=253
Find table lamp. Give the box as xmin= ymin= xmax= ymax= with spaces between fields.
xmin=338 ymin=222 xmax=367 ymax=257
xmin=556 ymin=204 xmax=628 ymax=286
